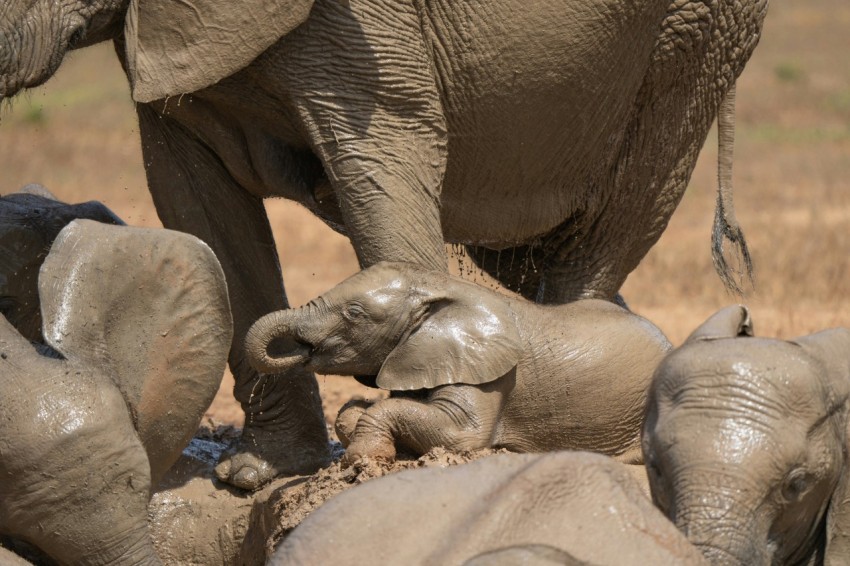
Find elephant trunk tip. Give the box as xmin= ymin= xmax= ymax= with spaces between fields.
xmin=244 ymin=311 xmax=310 ymax=375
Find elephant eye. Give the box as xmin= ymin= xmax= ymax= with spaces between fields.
xmin=343 ymin=303 xmax=366 ymax=320
xmin=648 ymin=459 xmax=662 ymax=479
xmin=781 ymin=469 xmax=811 ymax=503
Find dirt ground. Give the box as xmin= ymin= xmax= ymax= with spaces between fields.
xmin=1 ymin=1 xmax=848 ymax=433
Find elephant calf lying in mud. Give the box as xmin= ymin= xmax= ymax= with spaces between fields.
xmin=274 ymin=451 xmax=707 ymax=565
xmin=0 ymin=218 xmax=232 ymax=565
xmin=247 ymin=262 xmax=671 ymax=464
xmin=643 ymin=305 xmax=850 ymax=566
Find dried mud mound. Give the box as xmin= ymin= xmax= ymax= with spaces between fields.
xmin=149 ymin=423 xmax=503 ymax=564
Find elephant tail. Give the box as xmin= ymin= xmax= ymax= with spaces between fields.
xmin=712 ymin=83 xmax=754 ymax=295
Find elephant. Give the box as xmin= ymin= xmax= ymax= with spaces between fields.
xmin=642 ymin=305 xmax=850 ymax=566
xmin=246 ymin=262 xmax=672 ymax=464
xmin=0 ymin=185 xmax=123 ymax=342
xmin=273 ymin=451 xmax=707 ymax=565
xmin=0 ymin=0 xmax=767 ymax=489
xmin=0 ymin=219 xmax=232 ymax=565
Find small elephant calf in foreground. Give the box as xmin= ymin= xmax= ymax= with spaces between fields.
xmin=247 ymin=262 xmax=671 ymax=463
xmin=274 ymin=451 xmax=705 ymax=565
xmin=0 ymin=218 xmax=232 ymax=565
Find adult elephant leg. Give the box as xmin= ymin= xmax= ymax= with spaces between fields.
xmin=286 ymin=0 xmax=448 ymax=271
xmin=136 ymin=105 xmax=330 ymax=490
xmin=536 ymin=170 xmax=692 ymax=306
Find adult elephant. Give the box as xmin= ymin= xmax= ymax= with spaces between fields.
xmin=0 ymin=0 xmax=767 ymax=489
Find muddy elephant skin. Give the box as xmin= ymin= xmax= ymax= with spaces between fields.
xmin=0 ymin=0 xmax=767 ymax=489
xmin=247 ymin=262 xmax=671 ymax=464
xmin=274 ymin=451 xmax=707 ymax=565
xmin=0 ymin=186 xmax=123 ymax=342
xmin=0 ymin=219 xmax=232 ymax=565
xmin=643 ymin=305 xmax=850 ymax=566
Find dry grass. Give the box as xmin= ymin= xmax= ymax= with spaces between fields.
xmin=1 ymin=1 xmax=848 ymax=425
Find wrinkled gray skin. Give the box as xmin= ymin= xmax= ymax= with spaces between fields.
xmin=0 ymin=186 xmax=123 ymax=342
xmin=0 ymin=219 xmax=232 ymax=565
xmin=643 ymin=305 xmax=850 ymax=566
xmin=0 ymin=0 xmax=767 ymax=489
xmin=275 ymin=451 xmax=707 ymax=565
xmin=246 ymin=262 xmax=671 ymax=464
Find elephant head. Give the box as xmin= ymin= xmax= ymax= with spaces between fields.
xmin=0 ymin=0 xmax=313 ymax=103
xmin=643 ymin=305 xmax=850 ymax=565
xmin=0 ymin=219 xmax=232 ymax=565
xmin=0 ymin=187 xmax=123 ymax=342
xmin=246 ymin=261 xmax=522 ymax=391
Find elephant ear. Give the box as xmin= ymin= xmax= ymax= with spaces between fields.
xmin=684 ymin=304 xmax=753 ymax=343
xmin=39 ymin=220 xmax=233 ymax=484
xmin=795 ymin=329 xmax=850 ymax=565
xmin=124 ymin=0 xmax=315 ymax=103
xmin=376 ymin=292 xmax=523 ymax=391
xmin=825 ymin=417 xmax=850 ymax=566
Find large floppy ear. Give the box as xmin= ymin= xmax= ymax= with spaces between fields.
xmin=376 ymin=281 xmax=523 ymax=391
xmin=825 ymin=405 xmax=850 ymax=566
xmin=39 ymin=220 xmax=233 ymax=484
xmin=795 ymin=329 xmax=850 ymax=565
xmin=684 ymin=304 xmax=753 ymax=344
xmin=125 ymin=0 xmax=315 ymax=103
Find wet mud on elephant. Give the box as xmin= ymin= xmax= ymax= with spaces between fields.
xmin=0 ymin=217 xmax=232 ymax=566
xmin=246 ymin=262 xmax=672 ymax=464
xmin=644 ymin=306 xmax=850 ymax=566
xmin=274 ymin=451 xmax=707 ymax=565
xmin=0 ymin=0 xmax=768 ymax=488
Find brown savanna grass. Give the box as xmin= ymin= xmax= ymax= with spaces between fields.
xmin=1 ymin=1 xmax=848 ymax=425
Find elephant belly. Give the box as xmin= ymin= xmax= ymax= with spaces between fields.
xmin=426 ymin=0 xmax=667 ymax=246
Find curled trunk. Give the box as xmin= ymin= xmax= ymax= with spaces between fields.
xmin=244 ymin=309 xmax=311 ymax=375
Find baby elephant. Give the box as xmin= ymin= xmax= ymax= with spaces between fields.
xmin=0 ymin=185 xmax=123 ymax=342
xmin=275 ymin=452 xmax=706 ymax=565
xmin=643 ymin=305 xmax=850 ymax=566
xmin=246 ymin=262 xmax=670 ymax=464
xmin=0 ymin=219 xmax=232 ymax=565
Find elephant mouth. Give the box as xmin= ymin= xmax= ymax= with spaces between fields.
xmin=263 ymin=336 xmax=313 ymax=372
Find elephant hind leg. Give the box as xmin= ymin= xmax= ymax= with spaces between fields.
xmin=341 ymin=384 xmax=502 ymax=464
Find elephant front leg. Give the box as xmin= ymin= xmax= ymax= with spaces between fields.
xmin=286 ymin=0 xmax=448 ymax=270
xmin=339 ymin=384 xmax=501 ymax=464
xmin=137 ymin=105 xmax=330 ymax=490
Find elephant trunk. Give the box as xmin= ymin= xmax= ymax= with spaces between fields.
xmin=672 ymin=488 xmax=770 ymax=566
xmin=0 ymin=2 xmax=81 ymax=99
xmin=244 ymin=309 xmax=311 ymax=375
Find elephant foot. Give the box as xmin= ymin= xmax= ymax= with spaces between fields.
xmin=335 ymin=399 xmax=374 ymax=447
xmin=214 ymin=425 xmax=332 ymax=490
xmin=341 ymin=435 xmax=397 ymax=468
